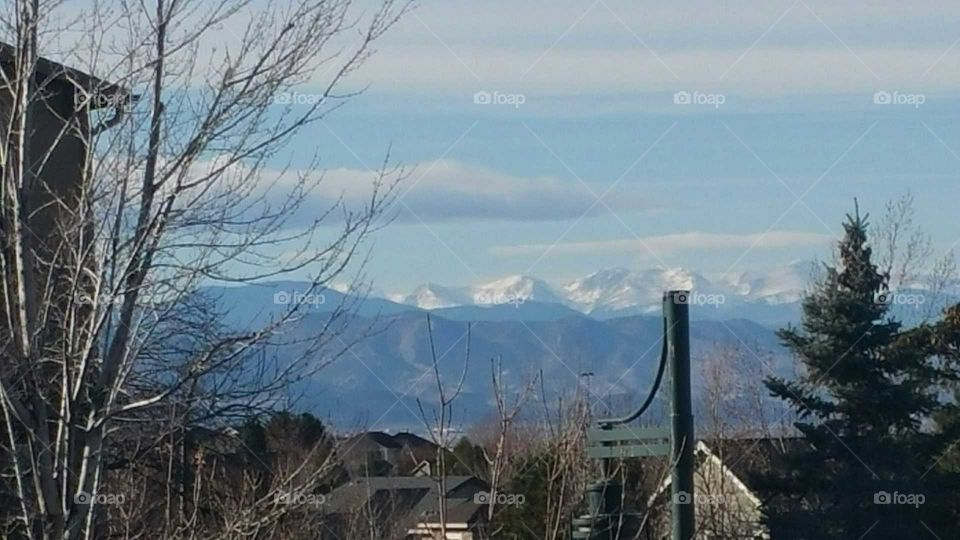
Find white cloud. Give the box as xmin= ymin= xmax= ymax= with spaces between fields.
xmin=345 ymin=0 xmax=960 ymax=99
xmin=311 ymin=159 xmax=658 ymax=222
xmin=385 ymin=0 xmax=960 ymax=48
xmin=354 ymin=45 xmax=960 ymax=98
xmin=187 ymin=157 xmax=659 ymax=226
xmin=47 ymin=0 xmax=960 ymax=102
xmin=491 ymin=231 xmax=832 ymax=257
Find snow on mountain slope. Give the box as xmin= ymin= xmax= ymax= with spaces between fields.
xmin=400 ymin=263 xmax=815 ymax=316
xmin=401 ymin=275 xmax=563 ymax=309
xmin=472 ymin=275 xmax=563 ymax=305
xmin=401 ymin=283 xmax=471 ymax=309
xmin=717 ymin=260 xmax=816 ymax=304
xmin=562 ymin=267 xmax=716 ymax=314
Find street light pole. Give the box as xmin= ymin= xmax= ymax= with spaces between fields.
xmin=665 ymin=291 xmax=696 ymax=540
xmin=575 ymin=292 xmax=696 ymax=540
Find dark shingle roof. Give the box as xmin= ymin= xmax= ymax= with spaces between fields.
xmin=342 ymin=431 xmax=402 ymax=453
xmin=0 ymin=42 xmax=129 ymax=108
xmin=391 ymin=432 xmax=436 ymax=450
xmin=324 ymin=475 xmax=487 ymax=525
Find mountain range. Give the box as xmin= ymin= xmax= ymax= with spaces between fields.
xmin=207 ymin=283 xmax=791 ymax=430
xmin=203 ymin=262 xmax=957 ymax=430
xmin=392 ymin=261 xmax=819 ymax=326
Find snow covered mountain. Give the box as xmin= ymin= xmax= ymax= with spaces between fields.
xmin=716 ymin=260 xmax=818 ymax=305
xmin=400 ymin=275 xmax=565 ymax=309
xmin=397 ymin=263 xmax=817 ymax=325
xmin=472 ymin=275 xmax=564 ymax=306
xmin=563 ymin=267 xmax=715 ymax=316
xmin=398 ymin=283 xmax=471 ymax=309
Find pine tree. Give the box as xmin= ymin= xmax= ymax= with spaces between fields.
xmin=916 ymin=305 xmax=960 ymax=473
xmin=449 ymin=437 xmax=488 ymax=478
xmin=758 ymin=206 xmax=960 ymax=538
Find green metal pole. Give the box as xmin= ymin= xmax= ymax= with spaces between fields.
xmin=664 ymin=291 xmax=695 ymax=540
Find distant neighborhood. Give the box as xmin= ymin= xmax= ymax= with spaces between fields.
xmin=2 ymin=1 xmax=959 ymax=539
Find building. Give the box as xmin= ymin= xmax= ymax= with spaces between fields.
xmin=321 ymin=475 xmax=489 ymax=539
xmin=645 ymin=437 xmax=808 ymax=540
xmin=340 ymin=431 xmax=439 ymax=477
xmin=0 ymin=43 xmax=129 ymax=343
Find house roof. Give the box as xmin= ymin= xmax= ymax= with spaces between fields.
xmin=339 ymin=431 xmax=439 ymax=461
xmin=342 ymin=431 xmax=403 ymax=453
xmin=648 ymin=436 xmax=811 ymax=506
xmin=324 ymin=475 xmax=487 ymax=525
xmin=391 ymin=431 xmax=436 ymax=450
xmin=702 ymin=436 xmax=811 ymax=492
xmin=419 ymin=498 xmax=487 ymax=525
xmin=0 ymin=42 xmax=129 ymax=108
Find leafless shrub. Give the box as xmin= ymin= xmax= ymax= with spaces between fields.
xmin=0 ymin=0 xmax=410 ymax=537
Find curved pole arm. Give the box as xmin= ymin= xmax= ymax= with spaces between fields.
xmin=596 ymin=315 xmax=668 ymax=428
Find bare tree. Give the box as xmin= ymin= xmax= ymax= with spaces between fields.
xmin=536 ymin=382 xmax=592 ymax=540
xmin=694 ymin=345 xmax=780 ymax=539
xmin=872 ymin=191 xmax=957 ymax=320
xmin=482 ymin=356 xmax=538 ymax=522
xmin=416 ymin=314 xmax=471 ymax=539
xmin=0 ymin=0 xmax=410 ymax=538
xmin=699 ymin=343 xmax=792 ymax=440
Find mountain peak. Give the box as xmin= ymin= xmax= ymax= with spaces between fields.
xmin=400 ymin=263 xmax=817 ymax=315
xmin=474 ymin=274 xmax=561 ymax=305
xmin=479 ymin=274 xmax=534 ymax=289
xmin=561 ymin=266 xmax=708 ymax=314
xmin=402 ymin=283 xmax=469 ymax=309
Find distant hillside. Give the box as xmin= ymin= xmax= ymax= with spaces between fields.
xmin=201 ymin=277 xmax=957 ymax=430
xmin=246 ymin=308 xmax=790 ymax=431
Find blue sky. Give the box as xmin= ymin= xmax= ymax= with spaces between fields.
xmin=265 ymin=0 xmax=960 ymax=294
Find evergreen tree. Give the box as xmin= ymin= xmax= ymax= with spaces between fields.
xmin=449 ymin=437 xmax=489 ymax=479
xmin=758 ymin=206 xmax=960 ymax=538
xmin=264 ymin=411 xmax=328 ymax=449
xmin=915 ymin=305 xmax=960 ymax=474
xmin=491 ymin=449 xmax=556 ymax=539
xmin=239 ymin=417 xmax=268 ymax=458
